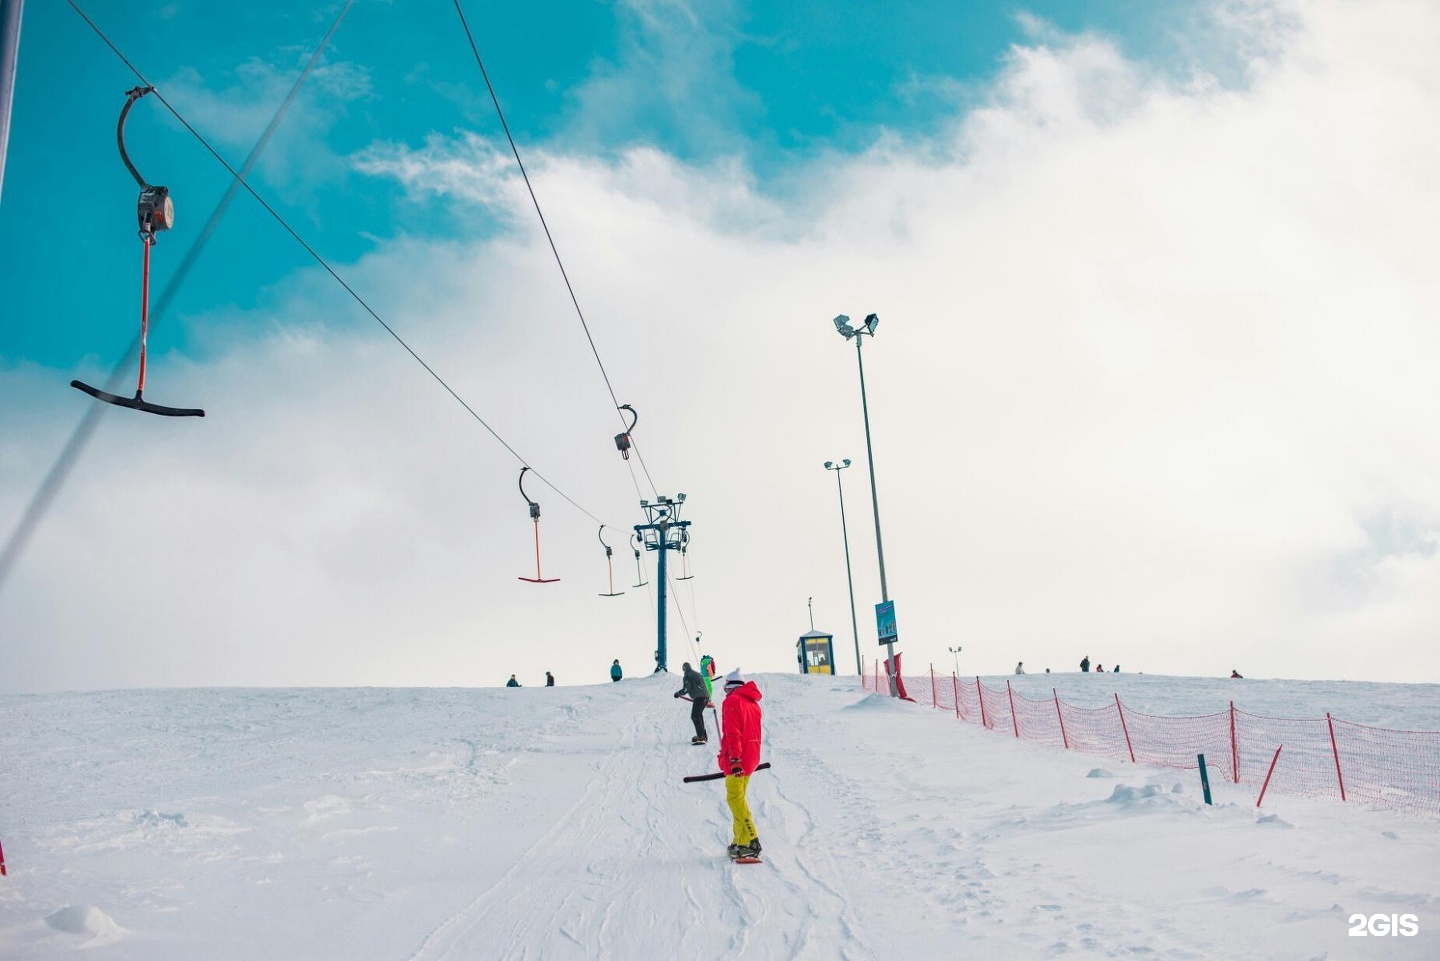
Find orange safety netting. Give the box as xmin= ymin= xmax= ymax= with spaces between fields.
xmin=860 ymin=661 xmax=1440 ymax=815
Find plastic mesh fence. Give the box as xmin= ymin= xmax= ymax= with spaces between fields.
xmin=859 ymin=661 xmax=1439 ymax=815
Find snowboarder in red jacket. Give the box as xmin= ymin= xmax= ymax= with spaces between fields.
xmin=719 ymin=669 xmax=764 ymax=859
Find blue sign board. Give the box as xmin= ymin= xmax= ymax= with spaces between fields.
xmin=875 ymin=600 xmax=897 ymax=645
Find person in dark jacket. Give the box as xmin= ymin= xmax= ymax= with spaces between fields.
xmin=674 ymin=662 xmax=711 ymax=744
xmin=610 ymin=660 xmax=623 ymax=682
xmin=719 ymin=669 xmax=764 ymax=860
xmin=1080 ymin=656 xmax=1091 ymax=672
xmin=545 ymin=671 xmax=555 ymax=687
xmin=506 ymin=675 xmax=520 ymax=688
xmin=1231 ymin=669 xmax=1243 ymax=679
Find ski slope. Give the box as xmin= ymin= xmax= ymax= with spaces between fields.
xmin=0 ymin=674 xmax=1436 ymax=959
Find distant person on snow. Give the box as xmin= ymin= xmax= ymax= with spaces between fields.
xmin=506 ymin=675 xmax=520 ymax=688
xmin=1113 ymin=665 xmax=1120 ymax=673
xmin=1096 ymin=664 xmax=1104 ymax=673
xmin=611 ymin=660 xmax=623 ymax=682
xmin=1015 ymin=662 xmax=1026 ymax=675
xmin=1045 ymin=668 xmax=1051 ymax=674
xmin=1080 ymin=656 xmax=1091 ymax=673
xmin=674 ymin=662 xmax=711 ymax=744
xmin=720 ymin=669 xmax=764 ymax=861
xmin=546 ymin=672 xmax=555 ymax=687
xmin=1231 ymin=669 xmax=1244 ymax=679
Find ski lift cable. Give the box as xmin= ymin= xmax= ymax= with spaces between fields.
xmin=450 ymin=0 xmax=661 ymax=502
xmin=0 ymin=0 xmax=356 ymax=596
xmin=63 ymin=0 xmax=624 ymax=533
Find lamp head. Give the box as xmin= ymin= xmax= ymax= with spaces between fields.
xmin=843 ymin=457 xmax=851 ymax=467
xmin=824 ymin=461 xmax=833 ymax=469
xmin=833 ymin=314 xmax=856 ymax=338
xmin=863 ymin=313 xmax=879 ymax=334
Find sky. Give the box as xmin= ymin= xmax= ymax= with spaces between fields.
xmin=3 ymin=0 xmax=1440 ymax=692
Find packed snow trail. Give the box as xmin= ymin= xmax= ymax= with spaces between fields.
xmin=404 ymin=674 xmax=879 ymax=961
xmin=1 ymin=675 xmax=1437 ymax=959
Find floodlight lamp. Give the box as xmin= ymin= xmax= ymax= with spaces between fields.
xmin=863 ymin=313 xmax=879 ymax=334
xmin=843 ymin=458 xmax=851 ymax=467
xmin=641 ymin=499 xmax=649 ymax=507
xmin=833 ymin=314 xmax=855 ymax=338
xmin=824 ymin=461 xmax=833 ymax=469
xmin=677 ymin=492 xmax=686 ymax=502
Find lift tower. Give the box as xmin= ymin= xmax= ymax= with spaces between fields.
xmin=635 ymin=494 xmax=690 ymax=673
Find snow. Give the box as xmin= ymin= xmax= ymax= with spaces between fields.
xmin=1 ymin=673 xmax=1436 ymax=959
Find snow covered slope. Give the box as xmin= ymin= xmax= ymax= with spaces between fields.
xmin=0 ymin=674 xmax=1435 ymax=959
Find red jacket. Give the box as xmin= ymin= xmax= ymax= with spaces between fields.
xmin=718 ymin=681 xmax=763 ymax=776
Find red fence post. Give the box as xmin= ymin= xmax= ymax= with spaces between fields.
xmin=1256 ymin=745 xmax=1283 ymax=807
xmin=1115 ymin=693 xmax=1136 ymax=763
xmin=1327 ymin=713 xmax=1347 ymax=801
xmin=1054 ymin=688 xmax=1069 ymax=749
xmin=1230 ymin=700 xmax=1239 ymax=784
xmin=931 ymin=665 xmax=937 ymax=708
xmin=976 ymin=677 xmax=988 ymax=728
xmin=0 ymin=836 xmax=7 ymax=876
xmin=952 ymin=673 xmax=960 ymax=720
xmin=1006 ymin=680 xmax=1020 ymax=738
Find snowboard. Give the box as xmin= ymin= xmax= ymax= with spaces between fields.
xmin=734 ymin=856 xmax=763 ymax=864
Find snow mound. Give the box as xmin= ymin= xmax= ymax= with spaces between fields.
xmin=44 ymin=906 xmax=123 ymax=945
xmin=842 ymin=694 xmax=908 ymax=711
xmin=1106 ymin=783 xmax=1189 ymax=807
xmin=1256 ymin=813 xmax=1294 ymax=829
xmin=1086 ymin=768 xmax=1116 ymax=778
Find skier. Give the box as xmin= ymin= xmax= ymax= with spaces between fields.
xmin=719 ymin=669 xmax=764 ymax=861
xmin=674 ymin=662 xmax=711 ymax=744
xmin=1080 ymin=656 xmax=1091 ymax=672
xmin=1015 ymin=661 xmax=1025 ymax=675
xmin=546 ymin=671 xmax=555 ymax=687
xmin=1096 ymin=663 xmax=1104 ymax=673
xmin=506 ymin=675 xmax=521 ymax=688
xmin=1231 ymin=669 xmax=1244 ymax=679
xmin=610 ymin=659 xmax=623 ymax=682
xmin=1113 ymin=665 xmax=1120 ymax=673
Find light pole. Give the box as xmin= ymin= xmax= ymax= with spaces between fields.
xmin=824 ymin=458 xmax=862 ymax=676
xmin=949 ymin=646 xmax=962 ymax=678
xmin=834 ymin=312 xmax=896 ymax=695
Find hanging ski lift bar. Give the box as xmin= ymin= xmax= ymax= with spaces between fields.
xmin=71 ymin=86 xmax=203 ymax=418
xmin=516 ymin=467 xmax=559 ymax=583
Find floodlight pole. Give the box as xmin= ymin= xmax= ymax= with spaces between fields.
xmin=825 ymin=459 xmax=863 ymax=676
xmin=635 ymin=496 xmax=690 ymax=674
xmin=835 ymin=313 xmax=897 ymax=696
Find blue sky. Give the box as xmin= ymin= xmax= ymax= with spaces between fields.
xmin=2 ymin=0 xmax=1205 ymax=368
xmin=5 ymin=0 xmax=1440 ymax=692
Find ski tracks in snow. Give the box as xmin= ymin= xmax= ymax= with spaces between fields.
xmin=403 ymin=686 xmax=877 ymax=961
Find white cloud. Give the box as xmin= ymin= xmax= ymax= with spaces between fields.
xmin=5 ymin=0 xmax=1440 ymax=691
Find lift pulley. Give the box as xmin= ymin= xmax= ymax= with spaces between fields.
xmin=71 ymin=86 xmax=204 ymax=418
xmin=614 ymin=404 xmax=637 ymax=460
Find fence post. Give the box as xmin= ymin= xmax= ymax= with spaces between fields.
xmin=931 ymin=665 xmax=937 ymax=708
xmin=1197 ymin=754 xmax=1213 ymax=805
xmin=952 ymin=672 xmax=960 ymax=720
xmin=1256 ymin=745 xmax=1283 ymax=807
xmin=1229 ymin=700 xmax=1239 ymax=784
xmin=1006 ymin=680 xmax=1020 ymax=738
xmin=1115 ymin=693 xmax=1136 ymax=763
xmin=1326 ymin=713 xmax=1347 ymax=801
xmin=976 ymin=677 xmax=988 ymax=729
xmin=1054 ymin=688 xmax=1069 ymax=749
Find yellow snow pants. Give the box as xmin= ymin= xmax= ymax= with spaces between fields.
xmin=726 ymin=774 xmax=756 ymax=846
